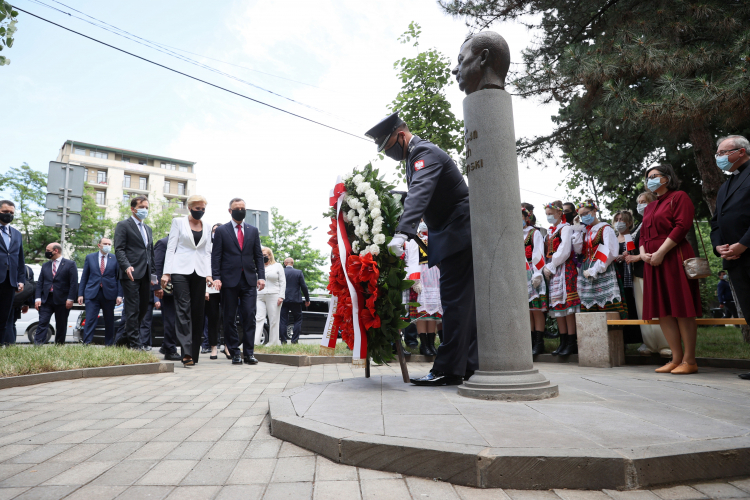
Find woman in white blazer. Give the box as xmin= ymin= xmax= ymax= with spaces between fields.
xmin=162 ymin=195 xmax=212 ymax=366
xmin=255 ymin=247 xmax=286 ymax=346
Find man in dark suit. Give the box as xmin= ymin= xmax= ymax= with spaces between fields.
xmin=710 ymin=135 xmax=750 ymax=380
xmin=114 ymin=196 xmax=156 ymax=349
xmin=211 ymin=198 xmax=265 ymax=365
xmin=3 ymin=265 xmax=34 ymax=345
xmin=35 ymin=242 xmax=78 ymax=344
xmin=280 ymin=258 xmax=309 ymax=344
xmin=77 ymin=237 xmax=123 ymax=345
xmin=0 ymin=200 xmax=26 ymax=345
xmin=366 ymin=112 xmax=477 ymax=386
xmin=154 ymin=236 xmax=180 ymax=360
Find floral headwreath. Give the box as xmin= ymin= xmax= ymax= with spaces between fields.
xmin=544 ymin=202 xmax=563 ymax=211
xmin=521 ymin=207 xmax=530 ymax=217
xmin=576 ymin=201 xmax=597 ymax=211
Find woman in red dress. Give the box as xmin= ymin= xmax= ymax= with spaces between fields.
xmin=640 ymin=164 xmax=702 ymax=375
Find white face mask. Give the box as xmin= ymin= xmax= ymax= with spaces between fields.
xmin=614 ymin=222 xmax=627 ymax=233
xmin=101 ymin=245 xmax=111 ymax=254
xmin=637 ymin=203 xmax=647 ymax=215
xmin=546 ymin=214 xmax=558 ymax=225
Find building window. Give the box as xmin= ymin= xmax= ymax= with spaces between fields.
xmin=95 ymin=191 xmax=106 ymax=205
xmin=164 ymin=181 xmax=170 ymax=193
xmin=74 ymin=147 xmax=86 ymax=155
xmin=178 ymin=183 xmax=185 ymax=195
xmin=96 ymin=213 xmax=104 ymax=220
xmin=179 ymin=165 xmax=188 ymax=172
xmin=162 ymin=162 xmax=178 ymax=170
xmin=177 ymin=201 xmax=184 ymax=209
xmin=84 ymin=168 xmax=89 ymax=180
xmin=138 ymin=158 xmax=146 ymax=165
xmin=90 ymin=150 xmax=108 ymax=159
xmin=123 ymin=175 xmax=131 ymax=188
xmin=122 ymin=193 xmax=130 ymax=203
xmin=97 ymin=171 xmax=107 ymax=184
xmin=123 ymin=156 xmax=130 ymax=163
xmin=139 ymin=177 xmax=147 ymax=190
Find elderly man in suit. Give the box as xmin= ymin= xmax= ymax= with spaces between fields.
xmin=211 ymin=197 xmax=265 ymax=365
xmin=35 ymin=242 xmax=78 ymax=345
xmin=0 ymin=200 xmax=26 ymax=345
xmin=711 ymin=134 xmax=750 ymax=380
xmin=114 ymin=196 xmax=156 ymax=349
xmin=77 ymin=237 xmax=123 ymax=345
xmin=280 ymin=258 xmax=309 ymax=344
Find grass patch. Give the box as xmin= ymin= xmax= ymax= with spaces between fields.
xmin=0 ymin=345 xmax=159 ymax=377
xmin=254 ymin=342 xmax=352 ymax=356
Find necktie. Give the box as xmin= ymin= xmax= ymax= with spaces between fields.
xmin=51 ymin=260 xmax=57 ymax=292
xmin=237 ymin=224 xmax=244 ymax=250
xmin=100 ymin=255 xmax=106 ymax=287
xmin=0 ymin=226 xmax=8 ymax=248
xmin=138 ymin=222 xmax=148 ymax=247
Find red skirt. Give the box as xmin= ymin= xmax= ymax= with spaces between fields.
xmin=642 ymin=240 xmax=702 ymax=319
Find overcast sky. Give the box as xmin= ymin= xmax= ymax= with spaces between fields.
xmin=1 ymin=0 xmax=567 ymax=254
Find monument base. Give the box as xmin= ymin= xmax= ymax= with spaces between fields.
xmin=457 ymin=369 xmax=559 ymax=401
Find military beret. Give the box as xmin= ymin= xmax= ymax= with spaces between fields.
xmin=365 ymin=112 xmax=405 ymax=152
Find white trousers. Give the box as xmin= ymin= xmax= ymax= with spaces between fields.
xmin=632 ymin=277 xmax=670 ymax=352
xmin=255 ymin=293 xmax=282 ymax=346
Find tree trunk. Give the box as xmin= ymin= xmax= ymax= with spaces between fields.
xmin=685 ymin=224 xmax=700 ymax=258
xmin=688 ymin=124 xmax=725 ymax=216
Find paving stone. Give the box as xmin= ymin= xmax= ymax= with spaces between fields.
xmin=277 ymin=441 xmax=315 ymax=458
xmin=243 ymin=440 xmax=282 ymax=459
xmin=0 ymin=463 xmax=73 ymax=487
xmin=358 ymin=468 xmax=402 ymax=480
xmin=314 ymin=480 xmax=362 ymax=500
xmin=315 ymin=457 xmax=358 ymax=482
xmin=0 ymin=464 xmax=32 ymax=482
xmin=92 ymin=460 xmax=158 ymax=485
xmin=0 ymin=445 xmax=38 ymax=462
xmin=87 ymin=441 xmax=144 ymax=462
xmin=603 ymin=491 xmax=661 ymax=500
xmin=7 ymin=444 xmax=72 ymax=464
xmin=206 ymin=441 xmax=247 ymax=460
xmin=554 ymin=490 xmax=612 ymax=500
xmin=226 ymin=458 xmax=276 ymax=484
xmin=64 ymin=484 xmax=128 ymax=500
xmin=12 ymin=485 xmax=78 ymax=500
xmin=651 ymin=486 xmax=709 ymax=500
xmin=137 ymin=460 xmax=197 ymax=486
xmin=164 ymin=486 xmax=221 ymax=500
xmin=114 ymin=485 xmax=173 ymax=499
xmin=454 ymin=485 xmax=512 ymax=500
xmin=214 ymin=484 xmax=265 ymax=500
xmin=732 ymin=480 xmax=750 ymax=494
xmin=43 ymin=460 xmax=115 ymax=485
xmin=270 ymin=456 xmax=316 ymax=483
xmin=405 ymin=477 xmax=460 ymax=499
xmin=221 ymin=427 xmax=258 ymax=441
xmin=263 ymin=481 xmax=313 ymax=499
xmin=691 ymin=483 xmax=749 ymax=498
xmin=180 ymin=459 xmax=237 ymax=486
xmin=360 ymin=478 xmax=412 ymax=500
xmin=129 ymin=442 xmax=181 ymax=461
xmin=47 ymin=443 xmax=107 ymax=463
xmin=505 ymin=490 xmax=562 ymax=500
xmin=0 ymin=488 xmax=30 ymax=500
xmin=165 ymin=442 xmax=214 ymax=461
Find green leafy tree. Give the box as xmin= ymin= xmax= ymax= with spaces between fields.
xmin=441 ymin=0 xmax=750 ymax=215
xmin=115 ymin=198 xmax=179 ymax=243
xmin=261 ymin=207 xmax=327 ymax=291
xmin=0 ymin=1 xmax=18 ymax=67
xmin=66 ymin=186 xmax=110 ymax=267
xmin=389 ymin=22 xmax=464 ymax=179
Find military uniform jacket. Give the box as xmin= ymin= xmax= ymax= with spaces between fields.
xmin=396 ymin=135 xmax=472 ymax=267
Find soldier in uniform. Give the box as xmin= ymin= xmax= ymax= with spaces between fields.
xmin=365 ymin=112 xmax=478 ymax=386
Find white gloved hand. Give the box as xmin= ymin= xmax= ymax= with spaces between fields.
xmin=572 ymin=224 xmax=586 ymax=233
xmin=583 ymin=269 xmax=596 ymax=280
xmin=412 ymin=279 xmax=423 ymax=294
xmin=387 ymin=233 xmax=408 ymax=257
xmin=531 ymin=275 xmax=542 ymax=289
xmin=543 ymin=267 xmax=553 ymax=280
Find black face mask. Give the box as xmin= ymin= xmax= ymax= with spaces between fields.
xmin=190 ymin=209 xmax=205 ymax=220
xmin=0 ymin=213 xmax=13 ymax=224
xmin=45 ymin=251 xmax=54 ymax=259
xmin=232 ymin=209 xmax=246 ymax=222
xmin=564 ymin=211 xmax=575 ymax=224
xmin=263 ymin=256 xmax=270 ymax=263
xmin=384 ymin=135 xmax=405 ymax=162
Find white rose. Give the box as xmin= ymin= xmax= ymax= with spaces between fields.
xmin=353 ymin=174 xmax=364 ymax=185
xmin=371 ymin=199 xmax=381 ymax=209
xmin=369 ymin=244 xmax=380 ymax=255
xmin=347 ymin=209 xmax=356 ymax=220
xmin=360 ymin=249 xmax=368 ymax=256
xmin=358 ymin=207 xmax=367 ymax=217
xmin=370 ymin=208 xmax=381 ymax=218
xmin=371 ymin=226 xmax=381 ymax=235
xmin=356 ymin=182 xmax=371 ymax=194
xmin=360 ymin=222 xmax=369 ymax=235
xmin=352 ymin=216 xmax=360 ymax=226
xmin=352 ymin=241 xmax=359 ymax=252
xmin=373 ymin=234 xmax=385 ymax=245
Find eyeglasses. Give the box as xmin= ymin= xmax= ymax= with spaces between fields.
xmin=716 ymin=148 xmax=740 ymax=156
xmin=647 ymin=174 xmax=664 ymax=180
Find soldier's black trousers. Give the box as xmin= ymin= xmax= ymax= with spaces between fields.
xmin=431 ymin=245 xmax=478 ymax=377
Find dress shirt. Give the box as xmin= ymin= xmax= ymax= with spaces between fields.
xmin=0 ymin=223 xmax=10 ymax=249
xmin=131 ymin=215 xmax=149 ymax=247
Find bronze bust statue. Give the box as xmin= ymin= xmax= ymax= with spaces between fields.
xmin=453 ymin=31 xmax=510 ymax=95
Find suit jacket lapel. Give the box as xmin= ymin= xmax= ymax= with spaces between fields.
xmin=243 ymin=223 xmax=251 ymax=251
xmin=726 ymin=166 xmax=750 ymax=202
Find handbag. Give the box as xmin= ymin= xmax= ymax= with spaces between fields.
xmin=669 ymin=197 xmax=712 ymax=280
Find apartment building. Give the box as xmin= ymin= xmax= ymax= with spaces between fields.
xmin=55 ymin=140 xmax=198 ymax=218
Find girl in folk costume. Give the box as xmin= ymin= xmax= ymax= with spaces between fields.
xmin=523 ymin=207 xmax=548 ymax=355
xmin=542 ymin=201 xmax=583 ymax=356
xmin=574 ymin=200 xmax=628 ymax=324
xmin=401 ymin=224 xmax=441 ymax=356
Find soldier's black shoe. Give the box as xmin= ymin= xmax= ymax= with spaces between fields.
xmin=164 ymin=352 xmax=182 ymax=361
xmin=410 ymin=371 xmax=463 ymax=386
xmin=232 ymin=356 xmax=243 ymax=365
xmin=464 ymin=370 xmax=475 ymax=380
xmin=244 ymin=356 xmax=259 ymax=365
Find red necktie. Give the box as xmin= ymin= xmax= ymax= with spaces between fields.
xmin=237 ymin=224 xmax=244 ymax=250
xmin=100 ymin=255 xmax=106 ymax=287
xmin=51 ymin=260 xmax=57 ymax=292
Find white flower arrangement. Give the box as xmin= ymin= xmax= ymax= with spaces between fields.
xmin=347 ymin=169 xmax=392 ymax=257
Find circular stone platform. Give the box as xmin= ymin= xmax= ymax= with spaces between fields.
xmin=268 ymin=363 xmax=750 ymax=490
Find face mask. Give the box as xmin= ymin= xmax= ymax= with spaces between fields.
xmin=647 ymin=177 xmax=664 ymax=192
xmin=190 ymin=209 xmax=204 ymax=220
xmin=564 ymin=212 xmax=575 ymax=224
xmin=263 ymin=256 xmax=270 ymax=263
xmin=720 ymin=275 xmax=728 ymax=281
xmin=101 ymin=245 xmax=111 ymax=254
xmin=614 ymin=222 xmax=627 ymax=233
xmin=546 ymin=214 xmax=558 ymax=225
xmin=0 ymin=213 xmax=13 ymax=224
xmin=384 ymin=135 xmax=405 ymax=162
xmin=637 ymin=203 xmax=647 ymax=215
xmin=135 ymin=208 xmax=149 ymax=220
xmin=580 ymin=214 xmax=595 ymax=226
xmin=231 ymin=209 xmax=246 ymax=221
xmin=45 ymin=251 xmax=54 ymax=259
xmin=522 ymin=220 xmax=527 ymax=229
xmin=715 ymin=154 xmax=737 ymax=172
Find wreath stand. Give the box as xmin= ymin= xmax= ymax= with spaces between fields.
xmin=364 ymin=343 xmax=409 ymax=383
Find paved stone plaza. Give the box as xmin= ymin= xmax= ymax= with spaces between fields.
xmin=0 ymin=360 xmax=748 ymax=499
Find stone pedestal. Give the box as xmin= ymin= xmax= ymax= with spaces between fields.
xmin=457 ymin=89 xmax=557 ymax=401
xmin=576 ymin=312 xmax=625 ymax=368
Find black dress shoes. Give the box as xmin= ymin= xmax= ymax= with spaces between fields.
xmin=164 ymin=352 xmax=182 ymax=361
xmin=739 ymin=372 xmax=750 ymax=380
xmin=410 ymin=371 xmax=463 ymax=386
xmin=244 ymin=356 xmax=259 ymax=365
xmin=232 ymin=356 xmax=243 ymax=365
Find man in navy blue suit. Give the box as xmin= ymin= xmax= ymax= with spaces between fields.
xmin=35 ymin=242 xmax=78 ymax=345
xmin=0 ymin=200 xmax=26 ymax=345
xmin=77 ymin=237 xmax=123 ymax=345
xmin=211 ymin=198 xmax=265 ymax=365
xmin=280 ymin=258 xmax=309 ymax=344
